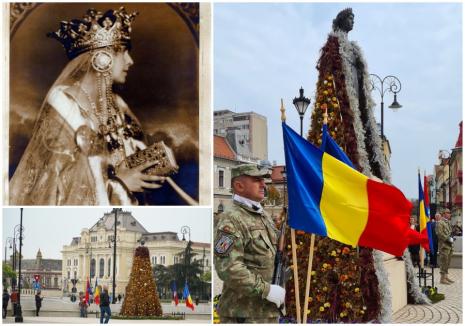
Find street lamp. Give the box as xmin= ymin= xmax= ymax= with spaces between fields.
xmin=292 ymin=87 xmax=311 ymax=137
xmin=85 ymin=243 xmax=93 ymax=281
xmin=180 ymin=225 xmax=191 ymax=287
xmin=110 ymin=208 xmax=122 ymax=304
xmin=15 ymin=208 xmax=24 ymax=323
xmin=5 ymin=237 xmax=13 ymax=265
xmin=439 ymin=149 xmax=452 ymax=210
xmin=369 ymin=74 xmax=402 ymax=140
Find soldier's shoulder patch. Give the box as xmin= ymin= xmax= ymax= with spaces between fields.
xmin=214 ymin=233 xmax=235 ymax=256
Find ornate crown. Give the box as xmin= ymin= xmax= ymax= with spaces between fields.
xmin=47 ymin=7 xmax=138 ymax=59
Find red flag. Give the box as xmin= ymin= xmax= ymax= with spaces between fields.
xmin=85 ymin=278 xmax=90 ymax=304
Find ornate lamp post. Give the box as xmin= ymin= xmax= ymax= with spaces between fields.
xmin=4 ymin=237 xmax=14 ymax=265
xmin=439 ymin=149 xmax=452 ymax=210
xmin=15 ymin=208 xmax=24 ymax=323
xmin=369 ymin=74 xmax=402 ymax=139
xmin=110 ymin=208 xmax=122 ymax=304
xmin=180 ymin=226 xmax=191 ymax=286
xmin=292 ymin=87 xmax=311 ymax=137
xmin=85 ymin=243 xmax=93 ymax=281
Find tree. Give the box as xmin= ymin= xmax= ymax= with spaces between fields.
xmin=265 ymin=184 xmax=282 ymax=206
xmin=2 ymin=264 xmax=16 ymax=288
xmin=120 ymin=246 xmax=163 ymax=317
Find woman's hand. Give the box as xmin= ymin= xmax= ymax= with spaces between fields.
xmin=116 ymin=161 xmax=166 ymax=192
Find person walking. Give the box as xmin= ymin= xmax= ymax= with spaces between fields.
xmin=2 ymin=289 xmax=10 ymax=319
xmin=79 ymin=292 xmax=88 ymax=318
xmin=99 ymin=285 xmax=111 ymax=324
xmin=436 ymin=209 xmax=455 ymax=284
xmin=35 ymin=290 xmax=43 ymax=316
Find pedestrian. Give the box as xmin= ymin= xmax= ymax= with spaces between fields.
xmin=408 ymin=216 xmax=420 ymax=267
xmin=117 ymin=294 xmax=122 ymax=303
xmin=35 ymin=290 xmax=43 ymax=316
xmin=10 ymin=290 xmax=18 ymax=317
xmin=79 ymin=292 xmax=88 ymax=318
xmin=436 ymin=209 xmax=455 ymax=284
xmin=99 ymin=285 xmax=111 ymax=324
xmin=214 ymin=164 xmax=285 ymax=323
xmin=2 ymin=289 xmax=10 ymax=319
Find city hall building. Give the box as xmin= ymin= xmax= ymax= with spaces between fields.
xmin=62 ymin=209 xmax=210 ymax=296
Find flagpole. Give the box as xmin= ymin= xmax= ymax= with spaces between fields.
xmin=281 ymin=99 xmax=302 ymax=324
xmin=418 ymin=168 xmax=425 ymax=287
xmin=302 ymin=108 xmax=328 ymax=323
xmin=425 ymin=170 xmax=435 ymax=288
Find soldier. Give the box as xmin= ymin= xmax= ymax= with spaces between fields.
xmin=214 ymin=163 xmax=285 ymax=323
xmin=436 ymin=209 xmax=455 ymax=284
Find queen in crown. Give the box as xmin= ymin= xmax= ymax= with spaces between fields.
xmin=9 ymin=7 xmax=166 ymax=205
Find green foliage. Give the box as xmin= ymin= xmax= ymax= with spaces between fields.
xmin=3 ymin=264 xmax=16 ymax=279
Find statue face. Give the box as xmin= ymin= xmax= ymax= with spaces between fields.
xmin=340 ymin=14 xmax=354 ymax=32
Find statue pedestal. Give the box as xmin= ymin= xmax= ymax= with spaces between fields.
xmin=383 ymin=253 xmax=407 ymax=313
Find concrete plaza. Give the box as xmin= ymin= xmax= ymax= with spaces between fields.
xmin=393 ymin=268 xmax=462 ymax=324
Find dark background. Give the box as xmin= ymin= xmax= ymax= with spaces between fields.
xmin=9 ymin=3 xmax=199 ymax=205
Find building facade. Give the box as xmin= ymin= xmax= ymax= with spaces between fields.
xmin=20 ymin=249 xmax=62 ymax=290
xmin=214 ymin=110 xmax=268 ymax=161
xmin=62 ymin=210 xmax=210 ymax=296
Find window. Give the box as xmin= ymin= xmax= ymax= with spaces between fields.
xmin=218 ymin=170 xmax=224 ymax=188
xmin=174 ymin=256 xmax=178 ymax=264
xmin=67 ymin=271 xmax=70 ymax=279
xmin=206 ymin=259 xmax=209 ymax=267
xmin=99 ymin=258 xmax=104 ymax=278
xmin=160 ymin=256 xmax=165 ymax=265
xmin=67 ymin=259 xmax=71 ymax=266
xmin=90 ymin=259 xmax=96 ymax=278
xmin=108 ymin=258 xmax=111 ymax=277
xmin=74 ymin=270 xmax=77 ymax=279
xmin=54 ymin=277 xmax=58 ymax=287
xmin=91 ymin=236 xmax=97 ymax=242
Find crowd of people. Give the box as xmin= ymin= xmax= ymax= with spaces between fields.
xmin=408 ymin=208 xmax=462 ymax=284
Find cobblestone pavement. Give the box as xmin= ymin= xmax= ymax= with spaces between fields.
xmin=3 ymin=315 xmax=210 ymax=324
xmin=393 ymin=268 xmax=462 ymax=324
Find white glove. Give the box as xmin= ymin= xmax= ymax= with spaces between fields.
xmin=449 ymin=237 xmax=455 ymax=243
xmin=266 ymin=284 xmax=286 ymax=308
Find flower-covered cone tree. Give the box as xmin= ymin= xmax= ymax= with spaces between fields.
xmin=120 ymin=246 xmax=163 ymax=317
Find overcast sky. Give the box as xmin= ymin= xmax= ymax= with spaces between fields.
xmin=214 ymin=2 xmax=462 ymax=199
xmin=3 ymin=207 xmax=211 ymax=260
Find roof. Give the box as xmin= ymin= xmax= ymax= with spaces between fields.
xmin=20 ymin=259 xmax=62 ymax=271
xmin=142 ymin=232 xmax=179 ymax=242
xmin=90 ymin=209 xmax=148 ymax=233
xmin=271 ymin=165 xmax=285 ymax=182
xmin=214 ymin=135 xmax=236 ymax=160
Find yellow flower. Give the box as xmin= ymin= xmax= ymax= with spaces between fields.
xmin=323 ymin=90 xmax=328 ymax=95
xmin=324 ymin=302 xmax=330 ymax=308
xmin=323 ymin=286 xmax=328 ymax=292
xmin=322 ymin=263 xmax=328 ymax=268
xmin=354 ymin=288 xmax=360 ymax=293
xmin=332 ymin=97 xmax=337 ymax=101
xmin=330 ymin=250 xmax=337 ymax=256
xmin=308 ymin=297 xmax=313 ymax=302
xmin=340 ymin=312 xmax=345 ymax=318
xmin=319 ymin=306 xmax=325 ymax=312
xmin=311 ymin=271 xmax=316 ymax=276
xmin=345 ymin=302 xmax=352 ymax=308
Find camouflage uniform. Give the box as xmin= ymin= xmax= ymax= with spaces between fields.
xmin=436 ymin=218 xmax=453 ymax=275
xmin=214 ymin=164 xmax=279 ymax=323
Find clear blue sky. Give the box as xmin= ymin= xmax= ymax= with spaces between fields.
xmin=2 ymin=207 xmax=211 ymax=259
xmin=214 ymin=2 xmax=462 ymax=199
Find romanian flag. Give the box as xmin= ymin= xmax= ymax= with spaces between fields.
xmin=171 ymin=281 xmax=179 ymax=306
xmin=183 ymin=282 xmax=194 ymax=311
xmin=283 ymin=122 xmax=414 ymax=256
xmin=418 ymin=173 xmax=433 ymax=252
xmin=94 ymin=279 xmax=100 ymax=305
xmin=85 ymin=278 xmax=92 ymax=304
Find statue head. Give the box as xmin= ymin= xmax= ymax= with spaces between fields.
xmin=332 ymin=8 xmax=354 ymax=33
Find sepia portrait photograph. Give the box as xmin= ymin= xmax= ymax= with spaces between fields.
xmin=5 ymin=2 xmax=211 ymax=206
